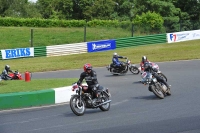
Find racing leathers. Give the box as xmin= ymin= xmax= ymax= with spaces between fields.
xmin=140 ymin=60 xmax=150 ymax=72
xmin=1 ymin=69 xmax=13 ymax=80
xmin=77 ymin=70 xmax=101 ymax=98
xmin=112 ymin=55 xmax=126 ymax=69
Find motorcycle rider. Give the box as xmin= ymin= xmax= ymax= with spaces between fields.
xmin=1 ymin=65 xmax=13 ymax=80
xmin=77 ymin=63 xmax=101 ymax=102
xmin=140 ymin=56 xmax=150 ymax=72
xmin=143 ymin=62 xmax=171 ymax=91
xmin=112 ymin=52 xmax=127 ymax=70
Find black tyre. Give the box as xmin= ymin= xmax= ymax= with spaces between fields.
xmin=70 ymin=95 xmax=86 ymax=116
xmin=158 ymin=73 xmax=167 ymax=82
xmin=151 ymin=84 xmax=164 ymax=99
xmin=129 ymin=66 xmax=140 ymax=74
xmin=166 ymin=88 xmax=171 ymax=96
xmin=99 ymin=92 xmax=111 ymax=111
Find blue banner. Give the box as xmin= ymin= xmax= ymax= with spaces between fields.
xmin=87 ymin=40 xmax=116 ymax=53
xmin=1 ymin=48 xmax=34 ymax=60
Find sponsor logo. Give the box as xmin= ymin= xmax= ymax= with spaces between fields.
xmin=5 ymin=48 xmax=31 ymax=58
xmin=169 ymin=34 xmax=176 ymax=41
xmin=92 ymin=43 xmax=111 ymax=50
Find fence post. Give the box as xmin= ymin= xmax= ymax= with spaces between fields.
xmin=84 ymin=26 xmax=86 ymax=42
xmin=30 ymin=29 xmax=33 ymax=47
xmin=131 ymin=23 xmax=134 ymax=37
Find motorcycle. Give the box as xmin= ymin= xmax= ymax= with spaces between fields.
xmin=9 ymin=70 xmax=23 ymax=80
xmin=106 ymin=58 xmax=139 ymax=75
xmin=70 ymin=82 xmax=111 ymax=116
xmin=139 ymin=62 xmax=167 ymax=82
xmin=141 ymin=71 xmax=171 ymax=99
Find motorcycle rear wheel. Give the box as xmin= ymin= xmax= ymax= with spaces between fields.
xmin=99 ymin=92 xmax=110 ymax=111
xmin=151 ymin=85 xmax=164 ymax=99
xmin=70 ymin=95 xmax=86 ymax=116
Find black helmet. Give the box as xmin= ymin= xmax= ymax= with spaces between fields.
xmin=142 ymin=56 xmax=147 ymax=63
xmin=5 ymin=65 xmax=10 ymax=71
xmin=144 ymin=62 xmax=150 ymax=70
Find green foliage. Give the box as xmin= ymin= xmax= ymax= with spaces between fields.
xmin=0 ymin=17 xmax=86 ymax=27
xmin=133 ymin=11 xmax=164 ymax=33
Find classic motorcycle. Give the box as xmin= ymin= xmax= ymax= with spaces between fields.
xmin=141 ymin=71 xmax=171 ymax=99
xmin=106 ymin=58 xmax=139 ymax=75
xmin=139 ymin=62 xmax=167 ymax=82
xmin=70 ymin=82 xmax=111 ymax=116
xmin=9 ymin=70 xmax=23 ymax=80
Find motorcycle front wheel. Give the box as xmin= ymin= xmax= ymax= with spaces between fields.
xmin=70 ymin=95 xmax=86 ymax=116
xmin=99 ymin=92 xmax=110 ymax=111
xmin=151 ymin=84 xmax=164 ymax=99
xmin=166 ymin=88 xmax=171 ymax=96
xmin=129 ymin=66 xmax=140 ymax=74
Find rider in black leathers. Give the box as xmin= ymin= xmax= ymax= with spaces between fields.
xmin=77 ymin=63 xmax=101 ymax=100
xmin=1 ymin=65 xmax=13 ymax=80
xmin=143 ymin=62 xmax=170 ymax=91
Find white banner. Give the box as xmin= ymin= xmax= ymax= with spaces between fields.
xmin=167 ymin=30 xmax=200 ymax=43
xmin=1 ymin=47 xmax=34 ymax=60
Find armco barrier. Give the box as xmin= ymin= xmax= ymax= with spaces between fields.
xmin=46 ymin=42 xmax=87 ymax=57
xmin=0 ymin=89 xmax=55 ymax=110
xmin=34 ymin=46 xmax=47 ymax=57
xmin=116 ymin=34 xmax=167 ymax=48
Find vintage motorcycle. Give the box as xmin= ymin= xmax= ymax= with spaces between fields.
xmin=70 ymin=82 xmax=111 ymax=116
xmin=9 ymin=70 xmax=23 ymax=80
xmin=141 ymin=71 xmax=171 ymax=99
xmin=106 ymin=58 xmax=139 ymax=75
xmin=139 ymin=62 xmax=167 ymax=82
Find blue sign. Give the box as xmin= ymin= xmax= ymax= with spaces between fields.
xmin=87 ymin=40 xmax=116 ymax=53
xmin=1 ymin=48 xmax=34 ymax=60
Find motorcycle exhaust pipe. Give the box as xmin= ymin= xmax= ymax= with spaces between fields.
xmin=95 ymin=100 xmax=111 ymax=107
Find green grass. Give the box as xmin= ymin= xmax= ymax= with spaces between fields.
xmin=0 ymin=26 xmax=133 ymax=49
xmin=0 ymin=78 xmax=78 ymax=94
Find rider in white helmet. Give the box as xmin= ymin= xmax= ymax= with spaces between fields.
xmin=112 ymin=52 xmax=127 ymax=69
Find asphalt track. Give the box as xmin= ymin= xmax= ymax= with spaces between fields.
xmin=0 ymin=60 xmax=200 ymax=133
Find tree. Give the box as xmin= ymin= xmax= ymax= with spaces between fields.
xmin=37 ymin=0 xmax=73 ymax=19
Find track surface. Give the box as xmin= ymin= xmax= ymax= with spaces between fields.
xmin=0 ymin=60 xmax=200 ymax=133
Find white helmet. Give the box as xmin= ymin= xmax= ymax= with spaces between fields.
xmin=113 ymin=52 xmax=118 ymax=57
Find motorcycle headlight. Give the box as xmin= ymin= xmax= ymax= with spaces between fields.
xmin=152 ymin=78 xmax=157 ymax=82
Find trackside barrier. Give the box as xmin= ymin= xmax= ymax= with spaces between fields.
xmin=0 ymin=89 xmax=55 ymax=110
xmin=167 ymin=30 xmax=200 ymax=43
xmin=34 ymin=46 xmax=47 ymax=57
xmin=0 ymin=86 xmax=76 ymax=110
xmin=46 ymin=42 xmax=87 ymax=57
xmin=116 ymin=34 xmax=167 ymax=48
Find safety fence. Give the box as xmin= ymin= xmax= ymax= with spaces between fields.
xmin=116 ymin=34 xmax=167 ymax=48
xmin=46 ymin=42 xmax=87 ymax=57
xmin=2 ymin=30 xmax=200 ymax=60
xmin=0 ymin=33 xmax=168 ymax=60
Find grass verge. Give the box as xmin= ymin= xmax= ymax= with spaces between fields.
xmin=0 ymin=78 xmax=78 ymax=94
